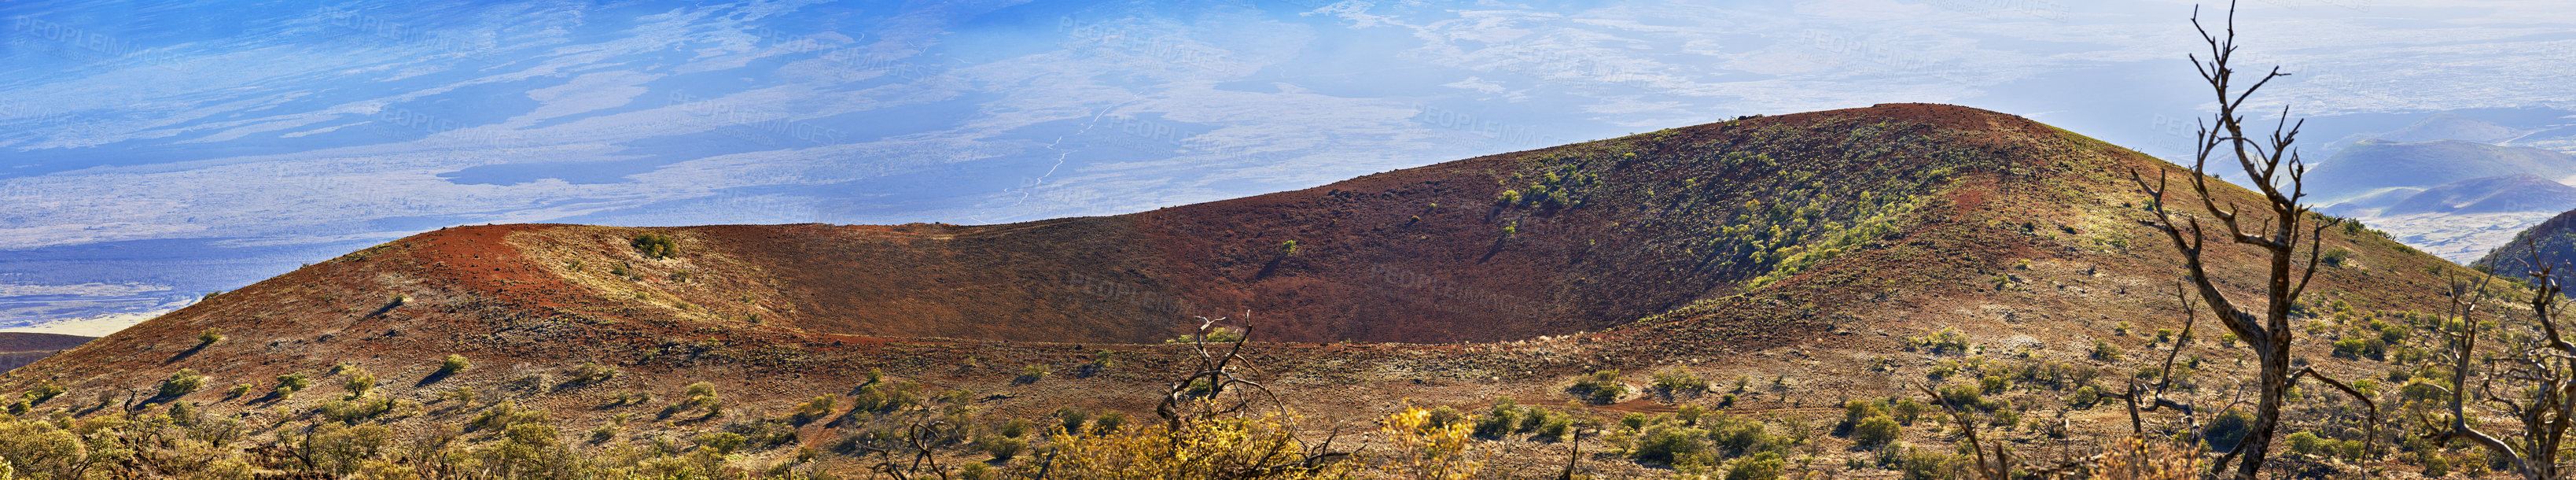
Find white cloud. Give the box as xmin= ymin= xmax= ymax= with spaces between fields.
xmin=0 ymin=282 xmax=167 ymax=297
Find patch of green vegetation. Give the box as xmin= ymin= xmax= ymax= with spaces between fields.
xmin=1165 ymin=327 xmax=1245 ymax=344
xmin=439 ymin=354 xmax=471 ymax=375
xmin=1651 ymin=367 xmax=1710 ymax=395
xmin=566 ymin=361 xmax=620 ymax=387
xmin=1570 ymin=370 xmax=1629 ymax=404
xmin=631 ymin=232 xmax=679 ymax=258
xmin=1907 ymin=327 xmax=1976 ymax=354
xmin=160 ymin=368 xmax=206 ymax=397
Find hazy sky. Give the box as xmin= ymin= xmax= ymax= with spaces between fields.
xmin=2 ymin=0 xmax=2570 ymax=331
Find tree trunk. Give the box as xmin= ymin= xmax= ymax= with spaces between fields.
xmin=2237 ymin=351 xmax=2291 ymax=478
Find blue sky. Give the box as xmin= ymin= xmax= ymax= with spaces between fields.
xmin=2 ymin=0 xmax=2571 ymax=333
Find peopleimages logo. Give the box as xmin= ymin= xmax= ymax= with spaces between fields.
xmin=314 ymin=4 xmax=504 ymax=68
xmin=666 ymin=91 xmax=848 ymax=147
xmin=9 ymin=16 xmax=195 ymax=73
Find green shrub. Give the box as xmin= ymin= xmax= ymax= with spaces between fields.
xmin=1631 ymin=425 xmax=1711 ymax=466
xmin=1725 ymin=451 xmax=1784 ymax=480
xmin=723 ymin=417 xmax=799 ymax=449
xmin=509 ymin=375 xmax=559 ymax=397
xmin=1472 ymin=400 xmax=1521 ymax=438
xmin=2090 ymin=339 xmax=2123 ymax=361
xmin=1853 ymin=415 xmax=1901 ymax=448
xmin=160 ymin=368 xmax=206 ymax=397
xmin=319 ymin=395 xmax=400 ymax=424
xmin=1503 ymin=405 xmax=1563 ymax=434
xmin=1571 ymin=370 xmax=1629 ymax=404
xmin=342 ymin=367 xmax=376 ymax=397
xmin=1838 ymin=399 xmax=1888 ymax=434
xmin=1706 ymin=415 xmax=1775 ymax=454
xmin=1900 ymin=448 xmax=1957 ymax=480
xmin=962 ymin=462 xmax=996 ymax=480
xmin=1166 ymin=327 xmax=1246 ymax=344
xmin=1939 ymin=384 xmax=1983 ymax=411
xmin=440 ymin=354 xmax=471 ymax=375
xmin=1536 ymin=414 xmax=1573 ymax=441
xmin=1889 ymin=397 xmax=1926 ymax=424
xmin=631 ymin=233 xmax=679 ymax=258
xmin=2287 ymin=431 xmax=2323 ymax=456
xmin=672 ymin=382 xmax=722 ymax=418
xmin=697 ymin=432 xmax=747 ymax=455
xmin=1910 ymin=327 xmax=1974 ymax=353
xmin=975 ymin=434 xmax=1028 ymax=460
xmin=1989 ymin=407 xmax=2019 ymax=426
xmin=279 ymin=372 xmax=311 ymax=391
xmin=1653 ymin=367 xmax=1711 ymax=394
xmin=1091 ymin=411 xmax=1128 ymax=434
xmin=2322 ymin=248 xmax=2354 ymax=267
xmin=1424 ymin=405 xmax=1463 ymax=429
xmin=2331 ymin=336 xmax=2386 ymax=360
xmin=197 ymin=328 xmax=225 ymax=346
xmin=27 ymin=382 xmax=64 ymax=404
xmin=2204 ymin=409 xmax=2255 ymax=452
xmin=1875 ymin=441 xmax=1910 ymax=468
xmin=849 ymin=381 xmax=925 ymax=414
xmin=567 ymin=361 xmax=620 ymax=386
xmin=441 ymin=386 xmax=480 ymax=405
xmin=1018 ymin=364 xmax=1051 ymax=384
xmin=304 ymin=423 xmax=396 ymax=475
xmin=1058 ymin=407 xmax=1094 ymax=433
xmin=792 ymin=394 xmax=839 ymax=423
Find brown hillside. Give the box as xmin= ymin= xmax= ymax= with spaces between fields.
xmin=0 ymin=103 xmax=2483 ymax=477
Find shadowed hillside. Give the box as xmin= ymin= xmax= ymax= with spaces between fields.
xmin=0 ymin=332 xmax=90 ymax=372
xmin=2382 ymin=173 xmax=2576 ymax=216
xmin=2309 ymin=139 xmax=2576 ymax=204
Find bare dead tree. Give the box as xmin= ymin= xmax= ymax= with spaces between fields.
xmin=2127 ymin=2 xmax=2378 ymax=476
xmin=1155 ymin=315 xmax=1285 ymax=430
xmin=2101 ymin=283 xmax=2205 ymax=438
xmin=1023 ymin=314 xmax=1352 ymax=478
xmin=2424 ymin=246 xmax=2576 ymax=480
xmin=863 ymin=419 xmax=952 ymax=480
xmin=1917 ymin=382 xmax=2009 ymax=480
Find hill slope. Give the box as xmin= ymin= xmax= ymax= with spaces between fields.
xmin=2381 ymin=173 xmax=2576 ymax=216
xmin=2476 ymin=210 xmax=2576 ymax=285
xmin=0 ymin=332 xmax=90 ymax=372
xmin=0 ymin=103 xmax=2486 ymax=477
xmin=2306 ymin=139 xmax=2576 ymax=203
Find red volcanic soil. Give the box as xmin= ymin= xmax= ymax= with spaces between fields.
xmin=624 ymin=102 xmax=2108 ymax=345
